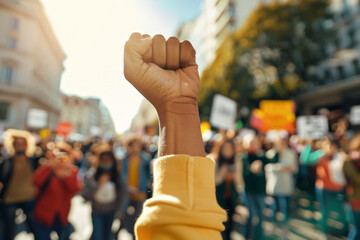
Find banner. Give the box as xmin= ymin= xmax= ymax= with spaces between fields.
xmin=251 ymin=100 xmax=296 ymax=133
xmin=210 ymin=94 xmax=237 ymax=129
xmin=297 ymin=115 xmax=328 ymax=139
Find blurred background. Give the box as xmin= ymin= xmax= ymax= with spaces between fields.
xmin=1 ymin=0 xmax=360 ymax=239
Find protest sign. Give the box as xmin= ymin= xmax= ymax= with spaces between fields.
xmin=210 ymin=94 xmax=237 ymax=129
xmin=297 ymin=115 xmax=328 ymax=139
xmin=251 ymin=100 xmax=296 ymax=133
xmin=56 ymin=122 xmax=73 ymax=137
xmin=350 ymin=105 xmax=360 ymax=125
xmin=26 ymin=108 xmax=48 ymax=129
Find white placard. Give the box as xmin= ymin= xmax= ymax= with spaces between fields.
xmin=26 ymin=108 xmax=48 ymax=129
xmin=350 ymin=105 xmax=360 ymax=125
xmin=210 ymin=94 xmax=237 ymax=129
xmin=90 ymin=125 xmax=102 ymax=137
xmin=297 ymin=115 xmax=328 ymax=140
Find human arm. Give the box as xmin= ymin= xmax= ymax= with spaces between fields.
xmin=124 ymin=33 xmax=205 ymax=157
xmin=215 ymin=164 xmax=228 ymax=185
xmin=124 ymin=33 xmax=226 ymax=240
xmin=33 ymin=165 xmax=54 ymax=187
xmin=300 ymin=145 xmax=323 ymax=165
xmin=81 ymin=169 xmax=98 ymax=201
xmin=60 ymin=165 xmax=83 ymax=194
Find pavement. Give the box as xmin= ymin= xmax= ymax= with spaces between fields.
xmin=13 ymin=194 xmax=349 ymax=240
xmin=14 ymin=196 xmax=132 ymax=240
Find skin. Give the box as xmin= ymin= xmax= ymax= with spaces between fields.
xmin=124 ymin=33 xmax=205 ymax=157
xmin=13 ymin=137 xmax=27 ymax=161
xmin=45 ymin=149 xmax=75 ymax=179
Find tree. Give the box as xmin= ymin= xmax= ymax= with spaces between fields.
xmin=199 ymin=0 xmax=330 ymax=120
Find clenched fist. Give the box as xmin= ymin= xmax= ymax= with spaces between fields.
xmin=124 ymin=33 xmax=199 ymax=112
xmin=124 ymin=33 xmax=205 ymax=157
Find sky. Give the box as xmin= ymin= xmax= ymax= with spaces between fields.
xmin=40 ymin=0 xmax=203 ymax=133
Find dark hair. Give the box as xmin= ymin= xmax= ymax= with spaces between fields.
xmin=13 ymin=136 xmax=27 ymax=147
xmin=218 ymin=139 xmax=235 ymax=166
xmin=330 ymin=139 xmax=340 ymax=149
xmin=95 ymin=151 xmax=121 ymax=187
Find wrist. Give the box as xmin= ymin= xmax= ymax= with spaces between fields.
xmin=155 ymin=98 xmax=198 ymax=116
xmin=156 ymin=102 xmax=205 ymax=158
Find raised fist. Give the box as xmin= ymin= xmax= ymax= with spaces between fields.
xmin=124 ymin=33 xmax=199 ymax=112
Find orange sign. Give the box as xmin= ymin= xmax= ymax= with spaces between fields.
xmin=55 ymin=122 xmax=74 ymax=137
xmin=251 ymin=100 xmax=296 ymax=133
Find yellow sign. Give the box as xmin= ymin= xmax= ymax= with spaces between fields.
xmin=251 ymin=100 xmax=296 ymax=133
xmin=200 ymin=122 xmax=211 ymax=134
xmin=39 ymin=128 xmax=50 ymax=139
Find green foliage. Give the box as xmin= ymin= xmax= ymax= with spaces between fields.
xmin=199 ymin=0 xmax=330 ymax=120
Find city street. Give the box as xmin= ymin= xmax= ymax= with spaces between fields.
xmin=15 ymin=196 xmax=132 ymax=240
xmin=1 ymin=0 xmax=360 ymax=239
xmin=12 ymin=195 xmax=348 ymax=240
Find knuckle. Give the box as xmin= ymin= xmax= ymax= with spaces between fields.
xmin=153 ymin=34 xmax=166 ymax=44
xmin=167 ymin=36 xmax=180 ymax=44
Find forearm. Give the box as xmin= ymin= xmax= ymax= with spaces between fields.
xmin=157 ymin=102 xmax=205 ymax=157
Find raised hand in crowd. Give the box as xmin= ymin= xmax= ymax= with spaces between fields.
xmin=124 ymin=33 xmax=205 ymax=157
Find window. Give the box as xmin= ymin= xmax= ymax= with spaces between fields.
xmin=348 ymin=28 xmax=356 ymax=48
xmin=354 ymin=59 xmax=360 ymax=74
xmin=8 ymin=38 xmax=17 ymax=49
xmin=0 ymin=102 xmax=10 ymax=121
xmin=1 ymin=66 xmax=15 ymax=82
xmin=324 ymin=69 xmax=333 ymax=83
xmin=11 ymin=18 xmax=19 ymax=30
xmin=337 ymin=66 xmax=344 ymax=79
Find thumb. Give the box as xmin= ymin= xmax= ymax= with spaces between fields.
xmin=124 ymin=36 xmax=152 ymax=58
xmin=124 ymin=35 xmax=152 ymax=83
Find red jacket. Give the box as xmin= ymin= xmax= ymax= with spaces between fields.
xmin=32 ymin=165 xmax=83 ymax=227
xmin=316 ymin=157 xmax=344 ymax=192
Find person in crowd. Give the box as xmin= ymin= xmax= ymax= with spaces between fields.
xmin=242 ymin=133 xmax=273 ymax=239
xmin=0 ymin=129 xmax=38 ymax=240
xmin=344 ymin=133 xmax=360 ymax=240
xmin=213 ymin=139 xmax=243 ymax=240
xmin=265 ymin=135 xmax=298 ymax=223
xmin=297 ymin=138 xmax=323 ymax=214
xmin=302 ymin=138 xmax=346 ymax=233
xmin=82 ymin=142 xmax=126 ymax=240
xmin=32 ymin=141 xmax=83 ymax=240
xmin=123 ymin=33 xmax=227 ymax=239
xmin=122 ymin=134 xmax=151 ymax=239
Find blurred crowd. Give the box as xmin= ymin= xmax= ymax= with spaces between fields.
xmin=1 ymin=118 xmax=360 ymax=240
xmin=207 ymin=117 xmax=360 ymax=240
xmin=0 ymin=130 xmax=157 ymax=240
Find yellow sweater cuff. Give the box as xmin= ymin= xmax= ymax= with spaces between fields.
xmin=135 ymin=155 xmax=226 ymax=240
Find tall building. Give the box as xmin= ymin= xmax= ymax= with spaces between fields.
xmin=298 ymin=0 xmax=360 ymax=115
xmin=0 ymin=0 xmax=66 ymax=131
xmin=60 ymin=95 xmax=116 ymax=138
xmin=130 ymin=99 xmax=158 ymax=134
xmin=177 ymin=0 xmax=275 ymax=73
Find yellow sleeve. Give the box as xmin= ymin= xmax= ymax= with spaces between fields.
xmin=135 ymin=155 xmax=227 ymax=240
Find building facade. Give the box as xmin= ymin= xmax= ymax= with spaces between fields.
xmin=177 ymin=0 xmax=275 ymax=73
xmin=298 ymin=0 xmax=360 ymax=116
xmin=0 ymin=0 xmax=66 ymax=131
xmin=130 ymin=99 xmax=158 ymax=134
xmin=60 ymin=95 xmax=116 ymax=138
